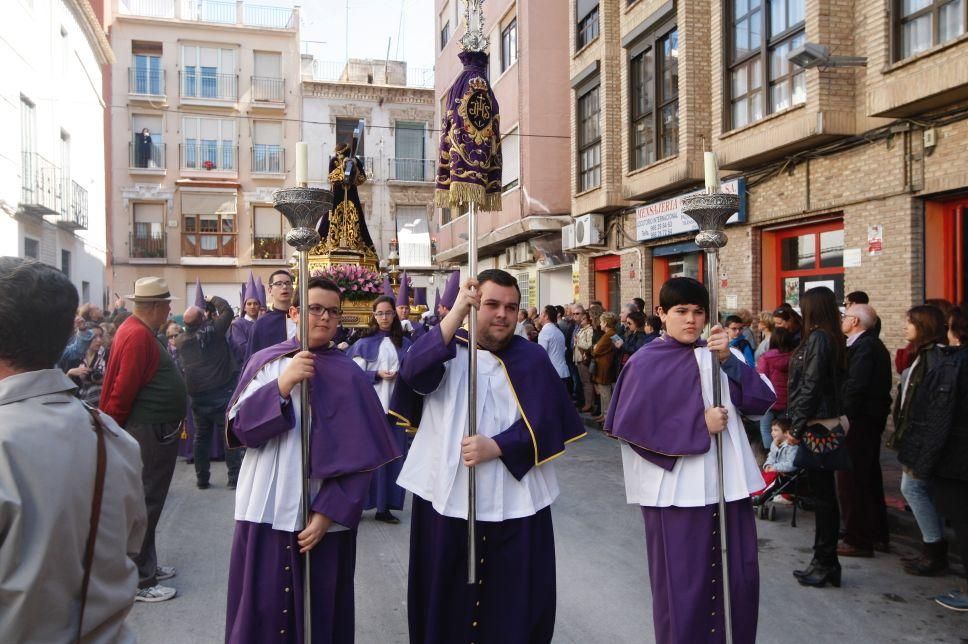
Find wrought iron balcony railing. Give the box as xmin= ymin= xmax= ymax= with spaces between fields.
xmin=58 ymin=180 xmax=88 ymax=229
xmin=180 ymin=70 xmax=238 ymax=100
xmin=20 ymin=152 xmax=60 ymax=216
xmin=130 ymin=232 xmax=167 ymax=259
xmin=128 ymin=67 xmax=166 ymax=96
xmin=251 ymin=76 xmax=285 ymax=102
xmin=251 ymin=145 xmax=284 ymax=173
xmin=129 ymin=141 xmax=166 ymax=169
xmin=180 ymin=142 xmax=237 ymax=171
xmin=388 ymin=158 xmax=435 ymax=182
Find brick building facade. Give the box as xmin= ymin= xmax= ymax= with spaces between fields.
xmin=567 ymin=0 xmax=968 ymax=356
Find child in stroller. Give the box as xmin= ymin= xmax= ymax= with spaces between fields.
xmin=752 ymin=417 xmax=805 ymax=521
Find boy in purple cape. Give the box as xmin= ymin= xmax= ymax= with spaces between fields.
xmin=605 ymin=277 xmax=775 ymax=644
xmin=224 ymin=277 xmax=402 ymax=644
xmin=393 ymin=269 xmax=585 ymax=644
xmin=229 ymin=273 xmax=261 ymax=367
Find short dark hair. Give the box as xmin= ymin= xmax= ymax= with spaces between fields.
xmin=477 ymin=269 xmax=521 ymax=302
xmin=0 ymin=258 xmax=79 ymax=370
xmin=632 ymin=297 xmax=646 ymax=313
xmin=644 ymin=314 xmax=661 ymax=332
xmin=724 ymin=315 xmax=743 ymax=327
xmin=269 ymin=269 xmax=293 ymax=285
xmin=771 ymin=416 xmax=792 ymax=433
xmin=659 ymin=277 xmax=709 ymax=314
xmin=947 ymin=308 xmax=968 ymax=345
xmin=845 ymin=290 xmax=869 ymax=305
xmin=291 ymin=277 xmax=342 ymax=307
xmin=543 ymin=305 xmax=558 ymax=323
xmin=555 ymin=305 xmax=565 ymax=318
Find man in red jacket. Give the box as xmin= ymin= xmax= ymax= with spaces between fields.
xmin=100 ymin=277 xmax=187 ymax=603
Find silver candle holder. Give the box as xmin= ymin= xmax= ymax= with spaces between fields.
xmin=272 ymin=185 xmax=333 ymax=644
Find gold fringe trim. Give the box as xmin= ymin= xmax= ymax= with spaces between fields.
xmin=434 ymin=184 xmax=503 ymax=212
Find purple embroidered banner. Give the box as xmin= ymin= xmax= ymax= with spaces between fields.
xmin=435 ymin=50 xmax=502 ymax=212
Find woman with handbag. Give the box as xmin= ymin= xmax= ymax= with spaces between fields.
xmin=891 ymin=304 xmax=948 ymax=575
xmin=574 ymin=311 xmax=595 ymax=413
xmin=786 ymin=287 xmax=847 ymax=588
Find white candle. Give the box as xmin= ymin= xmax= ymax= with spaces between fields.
xmin=703 ymin=151 xmax=720 ymax=192
xmin=296 ymin=142 xmax=308 ymax=185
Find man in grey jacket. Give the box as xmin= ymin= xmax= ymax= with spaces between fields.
xmin=0 ymin=257 xmax=147 ymax=642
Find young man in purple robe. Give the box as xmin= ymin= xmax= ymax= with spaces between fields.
xmin=392 ymin=269 xmax=585 ymax=644
xmin=224 ymin=277 xmax=402 ymax=644
xmin=244 ymin=269 xmax=296 ymax=363
xmin=605 ymin=277 xmax=776 ymax=644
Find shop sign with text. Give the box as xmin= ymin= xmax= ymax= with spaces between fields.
xmin=635 ymin=178 xmax=747 ymax=242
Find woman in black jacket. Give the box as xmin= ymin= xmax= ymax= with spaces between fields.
xmin=787 ymin=287 xmax=846 ymax=588
xmin=902 ymin=308 xmax=968 ymax=610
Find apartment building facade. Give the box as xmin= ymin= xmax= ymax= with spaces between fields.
xmin=301 ymin=57 xmax=437 ymax=292
xmin=105 ymin=0 xmax=301 ymax=304
xmin=433 ymin=0 xmax=576 ymax=309
xmin=568 ymin=0 xmax=968 ymax=355
xmin=0 ymin=0 xmax=113 ymax=306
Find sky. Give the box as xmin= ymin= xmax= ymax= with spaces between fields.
xmin=297 ymin=0 xmax=436 ymax=70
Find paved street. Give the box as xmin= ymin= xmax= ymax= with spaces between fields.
xmin=129 ymin=428 xmax=966 ymax=643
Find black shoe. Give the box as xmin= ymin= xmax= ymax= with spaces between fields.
xmin=793 ymin=559 xmax=819 ymax=579
xmin=797 ymin=563 xmax=842 ymax=588
xmin=196 ymin=480 xmax=210 ymax=489
xmin=374 ymin=511 xmax=400 ymax=524
xmin=903 ymin=540 xmax=948 ymax=576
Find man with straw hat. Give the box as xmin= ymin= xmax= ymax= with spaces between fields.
xmin=100 ymin=276 xmax=186 ymax=603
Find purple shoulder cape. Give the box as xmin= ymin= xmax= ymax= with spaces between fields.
xmin=226 ymin=337 xmax=402 ymax=479
xmin=390 ymin=326 xmax=585 ymax=473
xmin=345 ymin=331 xmax=412 ymax=366
xmin=604 ymin=336 xmax=711 ymax=471
xmin=245 ymin=308 xmax=287 ymax=362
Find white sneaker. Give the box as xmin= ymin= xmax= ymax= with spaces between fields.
xmin=155 ymin=565 xmax=176 ymax=581
xmin=135 ymin=585 xmax=177 ymax=603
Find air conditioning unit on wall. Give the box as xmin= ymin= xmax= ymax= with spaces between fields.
xmin=574 ymin=213 xmax=605 ymax=248
xmin=562 ymin=224 xmax=576 ymax=250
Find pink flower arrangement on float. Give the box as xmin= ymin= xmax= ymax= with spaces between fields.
xmin=310 ymin=265 xmax=383 ymax=301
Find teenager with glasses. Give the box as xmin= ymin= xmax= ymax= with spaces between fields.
xmin=245 ymin=270 xmax=296 ymax=362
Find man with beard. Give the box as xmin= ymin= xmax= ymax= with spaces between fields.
xmin=393 ymin=269 xmax=584 ymax=644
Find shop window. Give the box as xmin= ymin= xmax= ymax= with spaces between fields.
xmin=772 ymin=221 xmax=845 ymax=307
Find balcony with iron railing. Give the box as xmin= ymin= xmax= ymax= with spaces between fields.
xmin=251 ymin=145 xmax=285 ymax=175
xmin=129 ymin=140 xmax=166 ymax=172
xmin=180 ymin=70 xmax=238 ymax=102
xmin=19 ymin=152 xmax=61 ymax=216
xmin=251 ymin=76 xmax=285 ymax=103
xmin=129 ymin=231 xmax=167 ymax=260
xmin=180 ymin=142 xmax=237 ymax=172
xmin=388 ymin=158 xmax=435 ymax=182
xmin=57 ymin=181 xmax=88 ymax=230
xmin=312 ymin=60 xmax=435 ymax=89
xmin=128 ymin=67 xmax=166 ymax=98
xmin=118 ymin=0 xmax=296 ymax=29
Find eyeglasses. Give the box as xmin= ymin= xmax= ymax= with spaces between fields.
xmin=301 ymin=305 xmax=341 ymax=318
xmin=270 ymin=281 xmax=293 ymax=289
xmin=373 ymin=311 xmax=395 ymax=318
xmin=166 ymin=332 xmax=180 ymax=339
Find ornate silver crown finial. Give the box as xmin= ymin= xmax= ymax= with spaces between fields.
xmin=459 ymin=0 xmax=489 ymax=52
xmin=272 ymin=187 xmax=333 ymax=252
xmin=680 ymin=192 xmax=741 ymax=251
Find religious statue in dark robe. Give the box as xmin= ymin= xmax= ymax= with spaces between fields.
xmin=314 ymin=142 xmax=378 ymax=263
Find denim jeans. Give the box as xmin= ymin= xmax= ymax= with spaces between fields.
xmin=900 ymin=470 xmax=945 ymax=543
xmin=759 ymin=409 xmax=775 ymax=451
xmin=191 ymin=382 xmax=243 ymax=485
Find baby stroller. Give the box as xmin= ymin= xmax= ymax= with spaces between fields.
xmin=751 ymin=469 xmax=812 ymax=526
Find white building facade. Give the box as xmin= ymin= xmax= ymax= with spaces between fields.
xmin=0 ymin=0 xmax=113 ymax=305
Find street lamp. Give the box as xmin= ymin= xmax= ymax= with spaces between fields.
xmin=788 ymin=42 xmax=867 ymax=69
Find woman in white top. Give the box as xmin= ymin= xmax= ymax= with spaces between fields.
xmin=347 ymin=295 xmax=412 ymax=523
